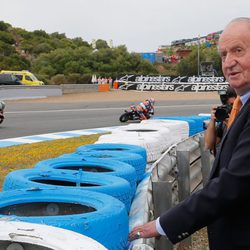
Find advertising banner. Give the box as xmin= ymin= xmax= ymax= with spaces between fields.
xmin=117 ymin=75 xmax=228 ymax=92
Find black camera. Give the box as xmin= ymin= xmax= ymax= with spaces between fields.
xmin=215 ymin=104 xmax=232 ymax=122
xmin=215 ymin=87 xmax=236 ymax=122
xmin=218 ymin=87 xmax=237 ymax=105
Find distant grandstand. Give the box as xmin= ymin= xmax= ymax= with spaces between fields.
xmin=170 ymin=30 xmax=223 ymax=47
xmin=141 ymin=30 xmax=223 ymax=65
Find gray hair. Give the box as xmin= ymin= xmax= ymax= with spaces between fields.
xmin=227 ymin=17 xmax=250 ymax=27
xmin=218 ymin=17 xmax=250 ymax=50
xmin=219 ymin=17 xmax=250 ymax=39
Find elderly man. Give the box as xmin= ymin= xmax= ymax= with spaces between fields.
xmin=129 ymin=17 xmax=250 ymax=250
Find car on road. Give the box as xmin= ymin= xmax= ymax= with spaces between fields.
xmin=0 ymin=70 xmax=44 ymax=86
xmin=0 ymin=74 xmax=22 ymax=85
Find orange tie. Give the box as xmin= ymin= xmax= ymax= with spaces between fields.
xmin=227 ymin=96 xmax=242 ymax=128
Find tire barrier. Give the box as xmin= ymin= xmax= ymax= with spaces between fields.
xmin=111 ymin=124 xmax=170 ymax=152
xmin=77 ymin=143 xmax=147 ymax=161
xmin=34 ymin=157 xmax=137 ymax=195
xmin=155 ymin=116 xmax=204 ymax=136
xmin=60 ymin=151 xmax=146 ymax=182
xmin=113 ymin=123 xmax=170 ymax=141
xmin=97 ymin=134 xmax=163 ymax=163
xmin=3 ymin=169 xmax=132 ymax=212
xmin=0 ymin=221 xmax=107 ymax=250
xmin=0 ymin=189 xmax=128 ymax=249
xmin=141 ymin=119 xmax=189 ymax=143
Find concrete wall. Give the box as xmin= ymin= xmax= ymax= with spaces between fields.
xmin=0 ymin=84 xmax=99 ymax=100
xmin=61 ymin=84 xmax=98 ymax=94
xmin=0 ymin=85 xmax=63 ymax=100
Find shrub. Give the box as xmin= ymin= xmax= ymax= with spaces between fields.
xmin=50 ymin=74 xmax=67 ymax=85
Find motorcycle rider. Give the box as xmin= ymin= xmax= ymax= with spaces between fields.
xmin=145 ymin=97 xmax=155 ymax=115
xmin=141 ymin=98 xmax=155 ymax=119
xmin=0 ymin=100 xmax=5 ymax=124
xmin=135 ymin=98 xmax=155 ymax=120
xmin=120 ymin=98 xmax=155 ymax=122
xmin=135 ymin=102 xmax=148 ymax=120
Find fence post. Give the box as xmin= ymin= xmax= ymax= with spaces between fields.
xmin=176 ymin=147 xmax=192 ymax=248
xmin=176 ymin=149 xmax=191 ymax=201
xmin=152 ymin=176 xmax=175 ymax=250
xmin=199 ymin=135 xmax=213 ymax=185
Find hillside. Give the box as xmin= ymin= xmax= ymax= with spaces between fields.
xmin=0 ymin=21 xmax=222 ymax=84
xmin=0 ymin=21 xmax=157 ymax=84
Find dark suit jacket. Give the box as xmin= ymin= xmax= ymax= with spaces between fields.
xmin=159 ymin=97 xmax=250 ymax=250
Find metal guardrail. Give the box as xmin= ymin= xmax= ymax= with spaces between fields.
xmin=148 ymin=132 xmax=213 ymax=250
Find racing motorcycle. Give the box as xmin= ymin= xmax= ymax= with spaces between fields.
xmin=119 ymin=105 xmax=140 ymax=122
xmin=0 ymin=101 xmax=5 ymax=124
xmin=119 ymin=105 xmax=153 ymax=122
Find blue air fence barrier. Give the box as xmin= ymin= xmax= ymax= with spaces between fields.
xmin=3 ymin=169 xmax=132 ymax=212
xmin=155 ymin=117 xmax=196 ymax=136
xmin=60 ymin=151 xmax=146 ymax=182
xmin=34 ymin=157 xmax=137 ymax=195
xmin=154 ymin=116 xmax=206 ymax=136
xmin=0 ymin=188 xmax=128 ymax=250
xmin=186 ymin=115 xmax=211 ymax=131
xmin=172 ymin=115 xmax=207 ymax=134
xmin=76 ymin=143 xmax=147 ymax=162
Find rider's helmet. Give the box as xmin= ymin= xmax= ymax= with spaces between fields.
xmin=142 ymin=99 xmax=149 ymax=106
xmin=0 ymin=101 xmax=5 ymax=110
xmin=131 ymin=105 xmax=137 ymax=111
xmin=149 ymin=98 xmax=155 ymax=105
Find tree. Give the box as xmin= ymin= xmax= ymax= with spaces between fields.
xmin=0 ymin=54 xmax=30 ymax=70
xmin=0 ymin=21 xmax=10 ymax=31
xmin=177 ymin=45 xmax=222 ymax=76
xmin=0 ymin=31 xmax=15 ymax=44
xmin=33 ymin=29 xmax=50 ymax=39
xmin=95 ymin=39 xmax=109 ymax=50
xmin=72 ymin=37 xmax=90 ymax=48
xmin=19 ymin=40 xmax=34 ymax=54
xmin=0 ymin=41 xmax=16 ymax=56
xmin=35 ymin=65 xmax=57 ymax=77
xmin=202 ymin=46 xmax=222 ymax=76
xmin=33 ymin=43 xmax=53 ymax=55
xmin=0 ymin=21 xmax=161 ymax=81
xmin=50 ymin=32 xmax=66 ymax=40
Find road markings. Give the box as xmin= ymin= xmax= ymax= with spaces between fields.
xmin=0 ymin=126 xmax=119 ymax=148
xmin=5 ymin=104 xmax=215 ymax=114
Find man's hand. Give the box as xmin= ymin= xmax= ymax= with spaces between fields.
xmin=210 ymin=106 xmax=217 ymax=122
xmin=129 ymin=220 xmax=160 ymax=241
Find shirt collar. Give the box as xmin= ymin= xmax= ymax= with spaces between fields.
xmin=240 ymin=91 xmax=250 ymax=106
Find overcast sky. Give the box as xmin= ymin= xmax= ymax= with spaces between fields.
xmin=1 ymin=0 xmax=250 ymax=52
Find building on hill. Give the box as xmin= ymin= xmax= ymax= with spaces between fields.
xmin=206 ymin=30 xmax=222 ymax=47
xmin=140 ymin=52 xmax=156 ymax=64
xmin=175 ymin=48 xmax=192 ymax=59
xmin=170 ymin=30 xmax=222 ymax=48
xmin=143 ymin=30 xmax=223 ymax=65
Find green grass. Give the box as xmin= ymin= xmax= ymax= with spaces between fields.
xmin=0 ymin=134 xmax=101 ymax=188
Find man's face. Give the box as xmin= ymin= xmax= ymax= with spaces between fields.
xmin=218 ymin=21 xmax=250 ymax=95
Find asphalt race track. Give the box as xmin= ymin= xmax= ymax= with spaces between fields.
xmin=0 ymin=98 xmax=219 ymax=140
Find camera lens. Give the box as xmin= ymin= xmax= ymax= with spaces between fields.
xmin=215 ymin=106 xmax=229 ymax=122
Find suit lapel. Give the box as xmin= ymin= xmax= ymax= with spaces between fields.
xmin=209 ymin=99 xmax=250 ymax=178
